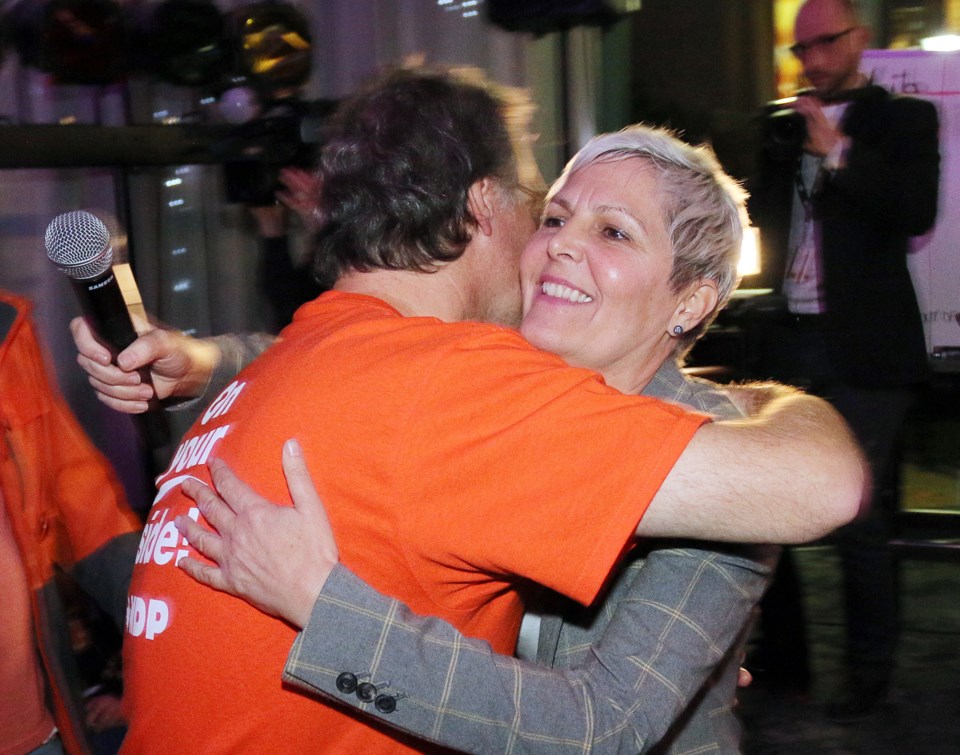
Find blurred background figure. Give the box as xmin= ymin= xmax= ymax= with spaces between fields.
xmin=246 ymin=167 xmax=325 ymax=333
xmin=0 ymin=290 xmax=141 ymax=754
xmin=748 ymin=0 xmax=940 ymax=720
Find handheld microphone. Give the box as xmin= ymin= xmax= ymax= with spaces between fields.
xmin=45 ymin=210 xmax=170 ymax=449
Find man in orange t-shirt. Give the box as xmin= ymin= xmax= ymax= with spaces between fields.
xmin=122 ymin=292 xmax=705 ymax=753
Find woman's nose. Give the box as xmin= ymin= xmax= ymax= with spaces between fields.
xmin=546 ymin=227 xmax=584 ymax=262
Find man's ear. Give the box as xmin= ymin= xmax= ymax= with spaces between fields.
xmin=671 ymin=279 xmax=720 ymax=334
xmin=466 ymin=178 xmax=497 ymax=237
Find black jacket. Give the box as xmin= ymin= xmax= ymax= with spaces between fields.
xmin=749 ymin=85 xmax=940 ymax=387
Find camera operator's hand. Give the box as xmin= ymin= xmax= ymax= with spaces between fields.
xmin=276 ymin=167 xmax=324 ymax=231
xmin=794 ymin=95 xmax=842 ymax=158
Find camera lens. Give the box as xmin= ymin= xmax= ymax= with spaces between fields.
xmin=764 ymin=108 xmax=806 ymax=159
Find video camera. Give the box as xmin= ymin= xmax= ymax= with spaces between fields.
xmin=762 ymin=95 xmax=808 ymax=161
xmin=220 ymin=96 xmax=337 ymax=207
xmin=762 ymin=88 xmax=869 ymax=161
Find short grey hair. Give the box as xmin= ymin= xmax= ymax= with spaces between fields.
xmin=559 ymin=124 xmax=749 ymax=355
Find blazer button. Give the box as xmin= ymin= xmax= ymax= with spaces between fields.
xmin=374 ymin=694 xmax=397 ymax=714
xmin=356 ymin=681 xmax=378 ymax=703
xmin=336 ymin=672 xmax=361 ymax=694
xmin=38 ymin=516 xmax=50 ymax=538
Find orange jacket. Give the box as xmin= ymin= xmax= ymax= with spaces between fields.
xmin=0 ymin=292 xmax=141 ymax=755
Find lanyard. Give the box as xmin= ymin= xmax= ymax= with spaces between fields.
xmin=794 ymin=155 xmax=825 ymax=208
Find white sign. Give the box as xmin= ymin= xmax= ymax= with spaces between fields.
xmin=862 ymin=49 xmax=960 ymax=359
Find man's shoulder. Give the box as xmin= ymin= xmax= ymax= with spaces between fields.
xmin=854 ymin=84 xmax=937 ymax=120
xmin=891 ymin=94 xmax=939 ymax=130
xmin=286 ymin=292 xmax=570 ymax=382
xmin=841 ymin=85 xmax=938 ymax=147
xmin=882 ymin=88 xmax=935 ymax=113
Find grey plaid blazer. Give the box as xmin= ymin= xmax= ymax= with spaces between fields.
xmin=279 ymin=360 xmax=775 ymax=753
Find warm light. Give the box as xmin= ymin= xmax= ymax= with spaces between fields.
xmin=738 ymin=226 xmax=761 ymax=277
xmin=920 ymin=34 xmax=960 ymax=52
xmin=233 ymin=1 xmax=312 ymax=90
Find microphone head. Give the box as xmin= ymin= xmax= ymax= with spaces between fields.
xmin=45 ymin=210 xmax=113 ymax=280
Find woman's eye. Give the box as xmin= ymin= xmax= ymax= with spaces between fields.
xmin=541 ymin=216 xmax=564 ymax=229
xmin=604 ymin=226 xmax=629 ymax=241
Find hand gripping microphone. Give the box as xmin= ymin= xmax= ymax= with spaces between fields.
xmin=45 ymin=210 xmax=170 ymax=449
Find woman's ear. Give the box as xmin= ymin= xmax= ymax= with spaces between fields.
xmin=670 ymin=279 xmax=719 ymax=334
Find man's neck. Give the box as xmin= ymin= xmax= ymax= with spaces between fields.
xmin=335 ymin=267 xmax=474 ymax=323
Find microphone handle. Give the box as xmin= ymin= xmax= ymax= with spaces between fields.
xmin=71 ymin=274 xmax=171 ymax=450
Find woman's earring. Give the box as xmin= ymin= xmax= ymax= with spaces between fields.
xmin=673 ymin=325 xmax=684 ymax=336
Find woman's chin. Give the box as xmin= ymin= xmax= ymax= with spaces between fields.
xmin=520 ymin=325 xmax=574 ymax=358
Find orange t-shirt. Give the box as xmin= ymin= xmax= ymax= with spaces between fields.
xmin=121 ymin=292 xmax=707 ymax=754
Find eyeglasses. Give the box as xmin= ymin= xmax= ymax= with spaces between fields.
xmin=789 ymin=27 xmax=856 ymax=58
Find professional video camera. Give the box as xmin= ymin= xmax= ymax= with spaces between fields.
xmin=219 ymin=95 xmax=337 ymax=206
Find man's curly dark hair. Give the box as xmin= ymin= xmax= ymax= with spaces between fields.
xmin=312 ymin=67 xmax=535 ymax=287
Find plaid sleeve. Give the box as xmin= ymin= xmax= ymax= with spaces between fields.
xmin=282 ymin=547 xmax=775 ymax=754
xmin=167 ymin=333 xmax=276 ymax=417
